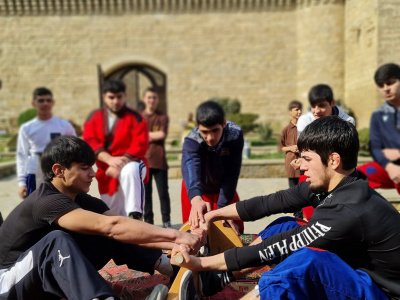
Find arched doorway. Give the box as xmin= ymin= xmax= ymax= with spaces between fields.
xmin=97 ymin=64 xmax=167 ymax=113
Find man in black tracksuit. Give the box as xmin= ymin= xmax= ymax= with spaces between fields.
xmin=0 ymin=136 xmax=202 ymax=300
xmin=174 ymin=116 xmax=400 ymax=300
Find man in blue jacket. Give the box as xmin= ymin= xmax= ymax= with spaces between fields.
xmin=358 ymin=63 xmax=400 ymax=194
xmin=181 ymin=100 xmax=244 ymax=234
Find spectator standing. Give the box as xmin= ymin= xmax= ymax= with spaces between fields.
xmin=280 ymin=100 xmax=303 ymax=187
xmin=16 ymin=87 xmax=76 ymax=198
xmin=142 ymin=87 xmax=172 ymax=228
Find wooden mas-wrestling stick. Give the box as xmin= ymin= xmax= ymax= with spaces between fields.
xmin=171 ymin=222 xmax=209 ymax=266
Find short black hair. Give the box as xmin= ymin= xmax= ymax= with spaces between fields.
xmin=143 ymin=86 xmax=160 ymax=96
xmin=102 ymin=79 xmax=126 ymax=94
xmin=41 ymin=136 xmax=96 ymax=182
xmin=32 ymin=87 xmax=53 ymax=99
xmin=288 ymin=100 xmax=303 ymax=111
xmin=374 ymin=63 xmax=400 ymax=87
xmin=297 ymin=116 xmax=358 ymax=170
xmin=196 ymin=100 xmax=225 ymax=126
xmin=308 ymin=84 xmax=334 ymax=106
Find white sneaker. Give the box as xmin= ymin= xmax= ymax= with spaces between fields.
xmin=179 ymin=270 xmax=192 ymax=300
xmin=145 ymin=284 xmax=168 ymax=300
xmin=198 ymin=245 xmax=209 ymax=256
xmin=179 ymin=270 xmax=200 ymax=300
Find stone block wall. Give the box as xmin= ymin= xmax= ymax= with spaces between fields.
xmin=0 ymin=0 xmax=397 ymax=137
xmin=344 ymin=0 xmax=379 ymax=129
xmin=296 ymin=1 xmax=344 ymax=107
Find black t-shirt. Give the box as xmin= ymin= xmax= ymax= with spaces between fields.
xmin=226 ymin=173 xmax=400 ymax=297
xmin=0 ymin=182 xmax=109 ymax=269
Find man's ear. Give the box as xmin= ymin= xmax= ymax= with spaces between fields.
xmin=331 ymin=99 xmax=336 ymax=106
xmin=52 ymin=163 xmax=65 ymax=178
xmin=329 ymin=152 xmax=341 ymax=170
xmin=223 ymin=119 xmax=227 ymax=128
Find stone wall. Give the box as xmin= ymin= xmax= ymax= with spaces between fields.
xmin=0 ymin=0 xmax=396 ymax=136
xmin=296 ymin=1 xmax=344 ymax=106
xmin=344 ymin=0 xmax=379 ymax=129
xmin=0 ymin=0 xmax=299 ymax=137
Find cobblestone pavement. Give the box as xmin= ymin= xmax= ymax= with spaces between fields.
xmin=1 ymin=175 xmax=398 ymax=234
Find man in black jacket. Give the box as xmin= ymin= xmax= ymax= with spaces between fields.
xmin=174 ymin=116 xmax=400 ymax=300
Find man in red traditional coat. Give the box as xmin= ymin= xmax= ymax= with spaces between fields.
xmin=83 ymin=79 xmax=149 ymax=219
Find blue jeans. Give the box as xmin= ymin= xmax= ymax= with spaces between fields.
xmin=26 ymin=173 xmax=36 ymax=196
xmin=257 ymin=217 xmax=388 ymax=300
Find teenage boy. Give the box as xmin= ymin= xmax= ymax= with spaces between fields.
xmin=175 ymin=117 xmax=400 ymax=299
xmin=280 ymin=100 xmax=303 ymax=187
xmin=83 ymin=80 xmax=148 ymax=219
xmin=0 ymin=136 xmax=202 ymax=299
xmin=142 ymin=87 xmax=172 ymax=228
xmin=181 ymin=100 xmax=244 ymax=234
xmin=357 ymin=63 xmax=400 ymax=194
xmin=293 ymin=84 xmax=356 ymax=219
xmin=16 ymin=87 xmax=76 ymax=198
xmin=297 ymin=83 xmax=355 ymax=134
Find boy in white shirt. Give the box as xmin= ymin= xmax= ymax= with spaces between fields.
xmin=16 ymin=87 xmax=76 ymax=198
xmin=297 ymin=83 xmax=355 ymax=134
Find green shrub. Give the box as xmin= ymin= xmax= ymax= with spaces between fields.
xmin=17 ymin=108 xmax=37 ymax=126
xmin=358 ymin=128 xmax=370 ymax=156
xmin=212 ymin=97 xmax=241 ymax=114
xmin=6 ymin=134 xmax=17 ymax=152
xmin=258 ymin=122 xmax=273 ymax=142
xmin=227 ymin=113 xmax=258 ymax=135
xmin=170 ymin=139 xmax=179 ymax=147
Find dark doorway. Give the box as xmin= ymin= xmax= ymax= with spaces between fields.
xmin=97 ymin=64 xmax=167 ymax=113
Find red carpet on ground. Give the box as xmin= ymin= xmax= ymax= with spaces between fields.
xmin=99 ymin=234 xmax=266 ymax=299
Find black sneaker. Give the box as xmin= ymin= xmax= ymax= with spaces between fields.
xmin=154 ymin=254 xmax=173 ymax=277
xmin=129 ymin=212 xmax=142 ymax=220
xmin=198 ymin=270 xmax=231 ymax=296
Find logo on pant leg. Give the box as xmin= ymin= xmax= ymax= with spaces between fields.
xmin=366 ymin=166 xmax=377 ymax=175
xmin=58 ymin=250 xmax=71 ymax=267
